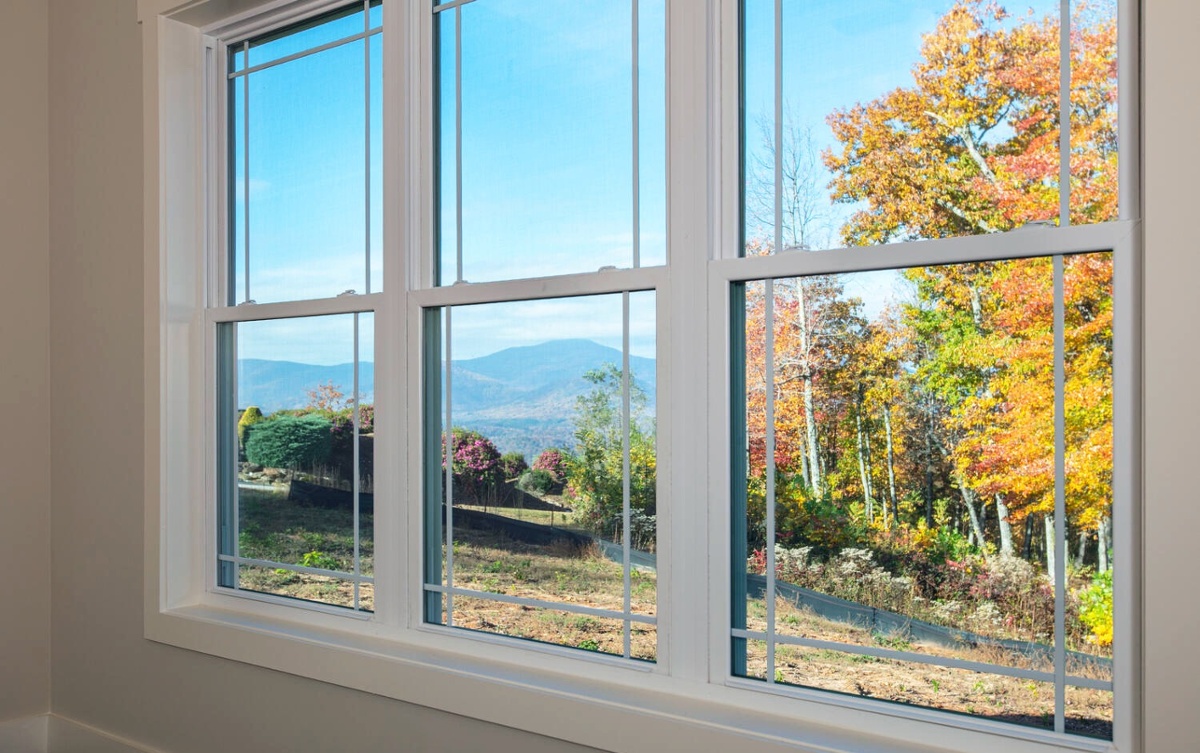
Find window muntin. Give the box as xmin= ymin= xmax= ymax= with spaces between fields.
xmin=422 ymin=292 xmax=658 ymax=661
xmin=228 ymin=2 xmax=382 ymax=304
xmin=434 ymin=0 xmax=666 ymax=285
xmin=731 ymin=254 xmax=1114 ymax=737
xmin=741 ymin=0 xmax=1118 ymax=255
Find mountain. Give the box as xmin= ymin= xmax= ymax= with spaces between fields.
xmin=237 ymin=339 xmax=655 ymax=460
xmin=237 ymin=359 xmax=375 ymax=414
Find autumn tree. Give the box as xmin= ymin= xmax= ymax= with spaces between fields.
xmin=824 ymin=0 xmax=1117 ymax=242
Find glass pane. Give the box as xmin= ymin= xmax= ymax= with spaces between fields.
xmin=248 ymin=3 xmax=369 ymax=69
xmin=759 ymin=642 xmax=1063 ymax=733
xmin=741 ymin=0 xmax=1122 ymax=255
xmin=450 ymin=595 xmax=656 ymax=661
xmin=435 ymin=8 xmax=457 ymax=286
xmin=233 ymin=38 xmax=369 ymax=303
xmin=438 ymin=0 xmax=665 ymax=283
xmin=426 ymin=293 xmax=657 ymax=657
xmin=220 ymin=313 xmax=374 ymax=612
xmin=732 ymin=253 xmax=1114 ymax=735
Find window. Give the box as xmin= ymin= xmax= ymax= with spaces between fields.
xmin=145 ymin=1 xmax=1139 ymax=751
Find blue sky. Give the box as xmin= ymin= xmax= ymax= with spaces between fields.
xmin=231 ymin=0 xmax=1065 ymax=365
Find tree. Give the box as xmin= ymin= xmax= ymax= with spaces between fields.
xmin=824 ymin=0 xmax=1117 ymax=243
xmin=566 ymin=364 xmax=656 ymax=540
xmin=442 ymin=428 xmax=503 ymax=504
xmin=244 ymin=414 xmax=333 ymax=471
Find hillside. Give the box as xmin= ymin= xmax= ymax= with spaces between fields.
xmin=238 ymin=339 xmax=656 ymax=459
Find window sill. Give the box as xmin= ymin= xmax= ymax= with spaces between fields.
xmin=144 ymin=600 xmax=1116 ymax=753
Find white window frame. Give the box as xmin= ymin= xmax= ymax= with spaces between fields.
xmin=141 ymin=1 xmax=1141 ymax=751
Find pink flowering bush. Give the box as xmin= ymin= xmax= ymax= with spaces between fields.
xmin=443 ymin=428 xmax=503 ymax=503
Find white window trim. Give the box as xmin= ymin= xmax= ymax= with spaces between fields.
xmin=140 ymin=1 xmax=1141 ymax=752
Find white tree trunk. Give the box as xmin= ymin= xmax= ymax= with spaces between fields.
xmin=883 ymin=405 xmax=898 ymax=530
xmin=1045 ymin=514 xmax=1056 ymax=583
xmin=856 ymin=409 xmax=872 ymax=523
xmin=995 ymin=494 xmax=1014 ymax=556
xmin=957 ymin=477 xmax=989 ymax=560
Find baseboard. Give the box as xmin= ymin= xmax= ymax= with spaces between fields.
xmin=47 ymin=715 xmax=161 ymax=753
xmin=0 ymin=715 xmax=49 ymax=753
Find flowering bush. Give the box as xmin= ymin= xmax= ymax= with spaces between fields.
xmin=500 ymin=451 xmax=528 ymax=480
xmin=532 ymin=449 xmax=568 ymax=483
xmin=443 ymin=428 xmax=503 ymax=503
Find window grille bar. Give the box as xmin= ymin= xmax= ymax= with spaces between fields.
xmin=364 ymin=1 xmax=372 ymax=295
xmin=1053 ymin=254 xmax=1067 ymax=733
xmin=1059 ymin=0 xmax=1071 ymax=227
xmin=765 ymin=0 xmax=783 ymax=685
xmin=424 ymin=584 xmax=657 ymax=626
xmin=632 ymin=0 xmax=640 ymax=270
xmin=622 ymin=291 xmax=633 ymax=659
xmin=353 ymin=312 xmax=362 ymax=611
xmin=731 ymin=629 xmax=1112 ymax=691
xmin=226 ymin=27 xmax=381 ymax=80
xmin=765 ymin=278 xmax=777 ymax=684
xmin=242 ymin=40 xmax=250 ymax=305
xmin=454 ymin=4 xmax=464 ymax=283
xmin=219 ymin=553 xmax=376 ymax=583
xmin=432 ymin=0 xmax=476 ymax=15
xmin=444 ymin=308 xmax=455 ymax=625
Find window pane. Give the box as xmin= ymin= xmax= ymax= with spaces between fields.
xmin=231 ymin=26 xmax=378 ymax=303
xmin=247 ymin=2 xmax=380 ymax=70
xmin=218 ymin=313 xmax=374 ymax=612
xmin=436 ymin=0 xmax=666 ymax=283
xmin=732 ymin=253 xmax=1113 ymax=736
xmin=425 ymin=293 xmax=657 ymax=659
xmin=743 ymin=1 xmax=1117 ymax=255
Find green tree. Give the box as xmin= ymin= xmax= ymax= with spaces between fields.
xmin=245 ymin=414 xmax=333 ymax=471
xmin=566 ymin=364 xmax=656 ymax=541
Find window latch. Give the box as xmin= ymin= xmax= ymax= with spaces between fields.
xmin=338 ymin=289 xmax=358 ymax=297
xmin=237 ymin=299 xmax=257 ymax=306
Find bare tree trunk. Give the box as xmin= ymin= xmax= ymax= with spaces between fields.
xmin=956 ymin=476 xmax=989 ymax=560
xmin=796 ymin=283 xmax=822 ymax=498
xmin=995 ymin=494 xmax=1014 ymax=556
xmin=1077 ymin=529 xmax=1089 ymax=569
xmin=1098 ymin=515 xmax=1111 ymax=573
xmin=1023 ymin=515 xmax=1034 ymax=559
xmin=883 ymin=405 xmax=898 ymax=530
xmin=856 ymin=409 xmax=872 ymax=523
xmin=1045 ymin=514 xmax=1056 ymax=582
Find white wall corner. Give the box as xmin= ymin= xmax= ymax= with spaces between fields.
xmin=47 ymin=716 xmax=163 ymax=753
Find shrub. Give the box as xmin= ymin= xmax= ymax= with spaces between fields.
xmin=532 ymin=448 xmax=568 ymax=483
xmin=245 ymin=414 xmax=333 ymax=470
xmin=237 ymin=406 xmax=264 ymax=447
xmin=500 ymin=451 xmax=528 ymax=480
xmin=1078 ymin=569 xmax=1113 ymax=646
xmin=443 ymin=428 xmax=503 ymax=503
xmin=518 ymin=468 xmax=555 ymax=494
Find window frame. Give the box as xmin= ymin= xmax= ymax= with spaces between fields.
xmin=141 ymin=0 xmax=1141 ymax=751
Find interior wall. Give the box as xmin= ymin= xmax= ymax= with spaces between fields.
xmin=0 ymin=0 xmax=51 ymax=725
xmin=1141 ymin=1 xmax=1200 ymax=751
xmin=41 ymin=0 xmax=1200 ymax=751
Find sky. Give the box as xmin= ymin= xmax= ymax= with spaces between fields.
xmin=229 ymin=0 xmax=1062 ymax=366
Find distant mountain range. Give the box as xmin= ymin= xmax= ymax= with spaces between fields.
xmin=238 ymin=339 xmax=655 ymax=460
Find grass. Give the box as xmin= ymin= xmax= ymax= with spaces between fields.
xmin=742 ymin=597 xmax=1113 ymax=739
xmin=236 ymin=487 xmax=374 ymax=610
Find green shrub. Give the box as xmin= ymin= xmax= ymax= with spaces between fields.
xmin=245 ymin=414 xmax=333 ymax=470
xmin=500 ymin=451 xmax=528 ymax=480
xmin=237 ymin=406 xmax=264 ymax=447
xmin=1078 ymin=569 xmax=1113 ymax=647
xmin=518 ymin=468 xmax=555 ymax=494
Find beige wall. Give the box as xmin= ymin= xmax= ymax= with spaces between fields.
xmin=0 ymin=0 xmax=51 ymax=725
xmin=32 ymin=0 xmax=1200 ymax=752
xmin=1141 ymin=1 xmax=1200 ymax=751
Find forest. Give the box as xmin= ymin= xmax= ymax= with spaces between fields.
xmin=738 ymin=0 xmax=1117 ymax=661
